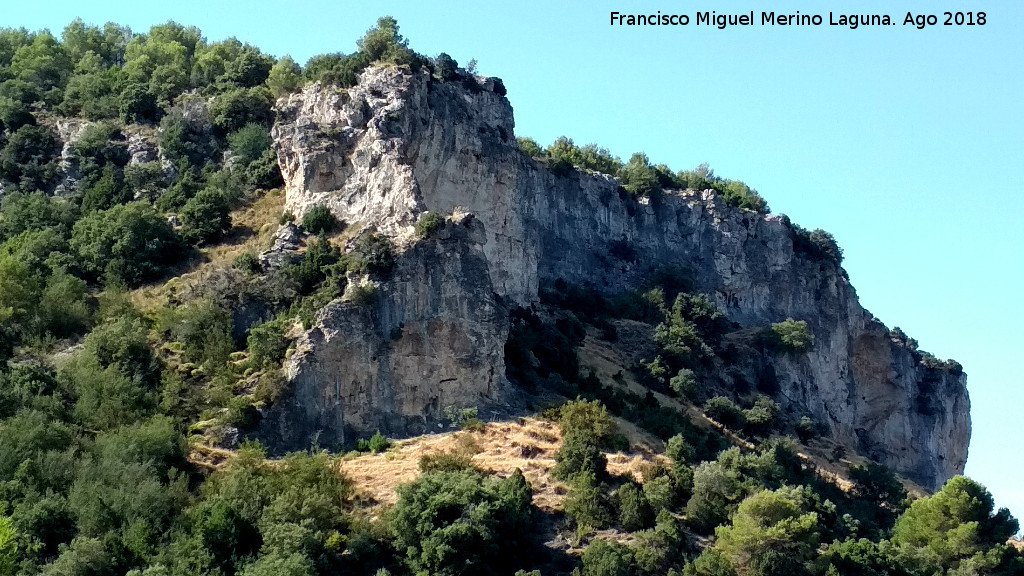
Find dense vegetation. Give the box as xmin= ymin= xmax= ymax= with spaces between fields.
xmin=0 ymin=15 xmax=1008 ymax=576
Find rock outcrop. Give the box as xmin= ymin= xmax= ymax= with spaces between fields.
xmin=266 ymin=65 xmax=969 ymax=490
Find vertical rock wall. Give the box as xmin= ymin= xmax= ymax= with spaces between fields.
xmin=268 ymin=65 xmax=969 ymax=490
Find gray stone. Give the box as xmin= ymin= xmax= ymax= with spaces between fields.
xmin=267 ymin=66 xmax=969 ymax=491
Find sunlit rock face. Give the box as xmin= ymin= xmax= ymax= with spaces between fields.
xmin=267 ymin=65 xmax=968 ymax=490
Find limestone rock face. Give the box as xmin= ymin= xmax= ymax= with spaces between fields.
xmin=268 ymin=66 xmax=969 ymax=490
xmin=258 ymin=216 xmax=511 ymax=450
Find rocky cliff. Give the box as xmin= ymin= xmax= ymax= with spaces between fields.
xmin=264 ymin=65 xmax=969 ymax=490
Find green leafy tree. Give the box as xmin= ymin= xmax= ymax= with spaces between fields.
xmin=391 ymin=469 xmax=533 ymax=576
xmin=0 ymin=124 xmax=60 ymax=192
xmin=357 ymin=17 xmax=415 ymax=65
xmin=118 ymin=81 xmax=161 ymax=123
xmin=582 ymin=539 xmax=633 ymax=576
xmin=248 ymin=318 xmax=289 ymax=368
xmin=60 ymin=51 xmax=122 ymax=120
xmin=61 ymin=19 xmax=130 ymax=67
xmin=180 ymin=187 xmax=231 ymax=245
xmin=704 ymin=397 xmax=745 ymax=429
xmin=70 ymin=202 xmax=184 ymax=286
xmin=741 ymin=396 xmax=782 ymax=438
xmin=0 ymin=515 xmax=16 ymax=576
xmin=0 ymin=191 xmax=78 ymax=241
xmin=159 ymin=111 xmax=218 ymax=168
xmin=769 ymin=319 xmax=813 ymax=352
xmin=0 ymin=79 xmax=40 ymax=131
xmin=209 ymin=86 xmax=273 ymax=136
xmin=299 ymin=205 xmax=337 ymax=235
xmin=434 ymin=53 xmax=458 ymax=80
xmin=228 ymin=123 xmax=273 ymax=165
xmin=266 ymin=55 xmax=302 ymax=97
xmin=344 ymin=233 xmax=394 ymax=276
xmin=123 ymin=22 xmax=201 ymax=106
xmin=686 ymin=458 xmax=747 ymax=534
xmin=9 ymin=32 xmax=71 ymax=104
xmin=712 ymin=486 xmax=820 ymax=576
xmin=40 ymin=537 xmax=114 ymax=576
xmin=720 ymin=180 xmax=769 ymax=213
xmin=615 ymin=482 xmax=654 ymax=531
xmin=516 ymin=137 xmax=543 ymax=158
xmin=619 ymin=153 xmax=659 ymax=197
xmin=891 ymin=476 xmax=1019 ymax=574
xmin=822 ymin=538 xmax=913 ymax=576
xmin=564 ymin=470 xmax=612 ymax=531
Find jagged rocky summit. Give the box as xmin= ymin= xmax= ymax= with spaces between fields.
xmin=259 ymin=65 xmax=969 ymax=491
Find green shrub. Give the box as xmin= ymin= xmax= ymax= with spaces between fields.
xmin=357 ymin=17 xmax=418 ymax=66
xmin=419 ymin=452 xmax=475 ymax=473
xmin=517 ymin=137 xmax=543 ymax=158
xmin=433 ymin=53 xmax=457 ymax=80
xmin=704 ymin=397 xmax=744 ymax=429
xmin=368 ymin=431 xmax=390 ymax=453
xmin=546 ymin=136 xmax=622 ymax=176
xmin=123 ymin=161 xmax=168 ymax=199
xmin=225 ymin=397 xmax=260 ymax=429
xmin=228 ymin=122 xmax=273 ymax=165
xmin=720 ymin=180 xmax=768 ymax=213
xmin=345 ymin=280 xmax=376 ymax=305
xmin=769 ymin=319 xmax=813 ymax=352
xmin=71 ymin=202 xmax=184 ymax=286
xmin=796 ymin=416 xmax=818 ymax=444
xmin=0 ymin=124 xmax=60 ymax=192
xmin=444 ymin=405 xmax=482 ymax=430
xmin=670 ymin=368 xmax=697 ymax=398
xmin=712 ymin=486 xmax=820 ymax=576
xmin=234 ymin=251 xmax=261 ymax=274
xmin=285 ymin=235 xmax=341 ymax=294
xmin=619 ymin=152 xmax=659 ymax=198
xmin=891 ymin=476 xmax=1017 ymax=574
xmin=166 ymin=298 xmax=235 ymax=369
xmin=267 ymin=55 xmax=302 ymax=97
xmin=159 ymin=111 xmax=218 ymax=168
xmin=615 ymin=482 xmax=654 ymax=531
xmin=247 ymin=318 xmax=289 ymax=368
xmin=344 ymin=233 xmax=394 ymax=276
xmin=208 ymin=86 xmax=273 ymax=136
xmin=792 ymin=225 xmax=843 ymax=264
xmin=391 ymin=469 xmax=533 ymax=576
xmin=559 ymin=398 xmax=613 ymax=441
xmin=119 ymin=81 xmax=160 ymax=123
xmin=564 ymin=470 xmax=611 ymax=531
xmin=253 ymin=369 xmax=288 ymax=405
xmin=643 ymin=475 xmax=676 ymax=513
xmin=414 ymin=211 xmax=443 ymax=238
xmin=740 ymin=396 xmax=781 ymax=438
xmin=180 ymin=187 xmax=231 ymax=245
xmin=685 ymin=459 xmax=744 ymax=534
xmin=300 ymin=204 xmax=337 ymax=235
xmin=581 ymin=539 xmax=633 ymax=576
xmin=245 ymin=149 xmax=283 ymax=189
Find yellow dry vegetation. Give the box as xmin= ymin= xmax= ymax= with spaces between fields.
xmin=128 ymin=188 xmax=286 ymax=316
xmin=201 ymin=187 xmax=287 ymax=266
xmin=339 ymin=417 xmax=669 ymax=513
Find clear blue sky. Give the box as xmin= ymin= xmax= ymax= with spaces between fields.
xmin=10 ymin=1 xmax=1023 ymax=517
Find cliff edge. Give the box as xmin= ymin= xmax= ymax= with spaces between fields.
xmin=263 ymin=65 xmax=969 ymax=491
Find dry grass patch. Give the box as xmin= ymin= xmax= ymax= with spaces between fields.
xmin=204 ymin=187 xmax=286 ymax=266
xmin=338 ymin=417 xmax=669 ymax=514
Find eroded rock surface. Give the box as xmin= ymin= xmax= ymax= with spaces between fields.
xmin=267 ymin=65 xmax=969 ymax=490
